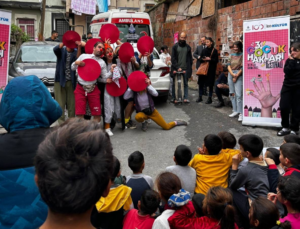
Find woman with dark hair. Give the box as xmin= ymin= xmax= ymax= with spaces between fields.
xmin=197 ymin=37 xmax=219 ymax=104
xmin=277 ymin=42 xmax=300 ymax=136
xmin=160 ymin=45 xmax=171 ymax=66
xmin=227 ymin=41 xmax=243 ymax=122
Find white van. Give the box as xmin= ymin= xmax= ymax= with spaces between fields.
xmin=90 ymin=9 xmax=153 ymax=43
xmin=90 ymin=10 xmax=170 ymax=102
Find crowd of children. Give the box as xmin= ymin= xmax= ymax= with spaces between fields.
xmin=31 ymin=118 xmax=300 ymax=229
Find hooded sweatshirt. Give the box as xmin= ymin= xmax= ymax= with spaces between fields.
xmin=188 ymin=149 xmax=240 ymax=194
xmin=0 ymin=75 xmax=62 ymax=229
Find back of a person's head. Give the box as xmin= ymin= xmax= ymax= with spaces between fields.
xmin=278 ymin=176 xmax=300 ymax=212
xmin=174 ymin=145 xmax=192 ymax=166
xmin=218 ymin=131 xmax=237 ymax=149
xmin=111 ymin=156 xmax=121 ymax=181
xmin=284 ymin=134 xmax=300 ymax=145
xmin=250 ymin=196 xmax=279 ymax=229
xmin=139 ymin=190 xmax=161 ymax=215
xmin=202 ymin=187 xmax=235 ymax=229
xmin=156 ymin=172 xmax=181 ymax=201
xmin=265 ymin=148 xmax=280 ymax=165
xmin=280 ymin=143 xmax=300 ymax=166
xmin=35 ymin=118 xmax=113 ymax=214
xmin=128 ymin=151 xmax=144 ymax=173
xmin=238 ymin=134 xmax=263 ymax=157
xmin=204 ymin=134 xmax=223 ymax=155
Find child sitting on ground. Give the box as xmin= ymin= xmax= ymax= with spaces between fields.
xmin=92 ymin=156 xmax=133 ymax=229
xmin=152 ymin=172 xmax=193 ymax=229
xmin=229 ymin=134 xmax=269 ymax=228
xmin=166 ymin=145 xmax=196 ymax=196
xmin=283 ymin=134 xmax=300 ymax=145
xmin=268 ymin=176 xmax=300 ymax=229
xmin=189 ymin=134 xmax=240 ymax=194
xmin=123 ymin=190 xmax=161 ymax=229
xmin=264 ymin=148 xmax=285 ymax=175
xmin=249 ymin=196 xmax=286 ymax=229
xmin=168 ymin=186 xmax=239 ymax=229
xmin=127 ymin=151 xmax=154 ymax=209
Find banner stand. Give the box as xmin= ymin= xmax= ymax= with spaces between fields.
xmin=242 ymin=16 xmax=290 ymax=128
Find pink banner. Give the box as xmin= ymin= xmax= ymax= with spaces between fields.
xmin=0 ymin=10 xmax=11 ymax=102
xmin=243 ymin=16 xmax=289 ymax=127
xmin=174 ymin=32 xmax=179 ymax=44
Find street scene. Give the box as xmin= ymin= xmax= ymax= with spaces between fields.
xmin=1 ymin=0 xmax=300 ymax=229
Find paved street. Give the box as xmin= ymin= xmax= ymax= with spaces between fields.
xmin=0 ymin=88 xmax=283 ymax=180
xmin=110 ymin=88 xmax=283 ymax=180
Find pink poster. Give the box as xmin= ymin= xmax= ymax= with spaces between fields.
xmin=0 ymin=10 xmax=11 ymax=102
xmin=242 ymin=16 xmax=290 ymax=127
xmin=174 ymin=32 xmax=179 ymax=44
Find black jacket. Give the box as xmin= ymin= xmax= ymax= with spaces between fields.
xmin=198 ymin=47 xmax=218 ymax=87
xmin=283 ymin=58 xmax=300 ymax=87
xmin=193 ymin=45 xmax=206 ymax=69
xmin=171 ymin=43 xmax=193 ymax=78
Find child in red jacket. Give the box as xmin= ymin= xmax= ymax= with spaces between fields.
xmin=168 ymin=187 xmax=238 ymax=229
xmin=123 ymin=190 xmax=160 ymax=229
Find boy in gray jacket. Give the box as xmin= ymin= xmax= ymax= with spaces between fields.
xmin=229 ymin=134 xmax=269 ymax=229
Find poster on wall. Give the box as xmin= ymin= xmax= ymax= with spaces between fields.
xmin=242 ymin=16 xmax=290 ymax=127
xmin=0 ymin=10 xmax=11 ymax=102
xmin=174 ymin=32 xmax=179 ymax=44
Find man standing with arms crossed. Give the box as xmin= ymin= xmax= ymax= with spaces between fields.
xmin=171 ymin=32 xmax=193 ymax=104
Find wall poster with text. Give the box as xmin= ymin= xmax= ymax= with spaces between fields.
xmin=0 ymin=10 xmax=11 ymax=102
xmin=243 ymin=16 xmax=290 ymax=127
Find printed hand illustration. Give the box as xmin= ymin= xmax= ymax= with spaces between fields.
xmin=250 ymin=75 xmax=280 ymax=117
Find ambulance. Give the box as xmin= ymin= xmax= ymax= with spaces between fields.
xmin=90 ymin=10 xmax=170 ymax=102
xmin=90 ymin=9 xmax=153 ymax=43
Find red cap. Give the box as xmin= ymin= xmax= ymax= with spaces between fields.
xmin=137 ymin=36 xmax=154 ymax=55
xmin=119 ymin=42 xmax=135 ymax=63
xmin=78 ymin=59 xmax=101 ymax=81
xmin=99 ymin=23 xmax=120 ymax=44
xmin=85 ymin=38 xmax=103 ymax=54
xmin=62 ymin=31 xmax=81 ymax=49
xmin=127 ymin=71 xmax=148 ymax=92
xmin=106 ymin=77 xmax=128 ymax=97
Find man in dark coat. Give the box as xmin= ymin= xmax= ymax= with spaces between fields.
xmin=171 ymin=32 xmax=193 ymax=103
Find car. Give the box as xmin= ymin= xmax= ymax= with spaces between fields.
xmin=9 ymin=41 xmax=58 ymax=96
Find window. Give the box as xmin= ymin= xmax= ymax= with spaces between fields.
xmin=145 ymin=4 xmax=155 ymax=10
xmin=16 ymin=45 xmax=57 ymax=63
xmin=18 ymin=19 xmax=35 ymax=40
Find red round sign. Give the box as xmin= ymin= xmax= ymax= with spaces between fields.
xmin=137 ymin=36 xmax=154 ymax=55
xmin=106 ymin=77 xmax=128 ymax=97
xmin=118 ymin=42 xmax=135 ymax=63
xmin=85 ymin=38 xmax=103 ymax=54
xmin=78 ymin=59 xmax=101 ymax=82
xmin=62 ymin=31 xmax=81 ymax=49
xmin=99 ymin=24 xmax=120 ymax=44
xmin=127 ymin=71 xmax=148 ymax=92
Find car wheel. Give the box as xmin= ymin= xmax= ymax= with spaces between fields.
xmin=160 ymin=95 xmax=169 ymax=103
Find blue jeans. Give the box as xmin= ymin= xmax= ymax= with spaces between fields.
xmin=172 ymin=72 xmax=189 ymax=100
xmin=228 ymin=70 xmax=243 ymax=113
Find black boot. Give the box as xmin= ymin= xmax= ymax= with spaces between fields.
xmin=196 ymin=96 xmax=203 ymax=103
xmin=205 ymin=97 xmax=212 ymax=104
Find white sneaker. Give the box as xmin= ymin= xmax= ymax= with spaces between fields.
xmin=229 ymin=112 xmax=239 ymax=118
xmin=146 ymin=119 xmax=152 ymax=124
xmin=105 ymin=128 xmax=113 ymax=136
xmin=238 ymin=114 xmax=243 ymax=122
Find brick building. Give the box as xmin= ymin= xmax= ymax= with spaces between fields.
xmin=147 ymin=0 xmax=300 ymax=79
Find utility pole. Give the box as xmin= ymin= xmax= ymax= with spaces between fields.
xmin=39 ymin=0 xmax=46 ymax=41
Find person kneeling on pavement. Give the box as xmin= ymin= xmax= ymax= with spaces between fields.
xmin=124 ymin=77 xmax=187 ymax=131
xmin=215 ymin=67 xmax=230 ymax=108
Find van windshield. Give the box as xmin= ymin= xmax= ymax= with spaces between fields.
xmin=116 ymin=24 xmax=150 ymax=43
